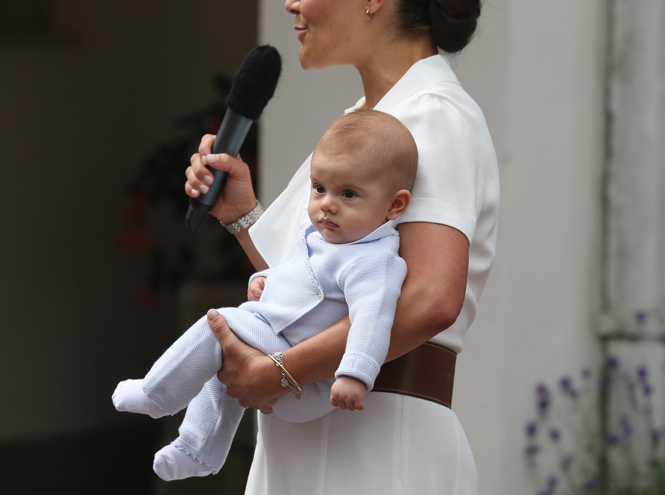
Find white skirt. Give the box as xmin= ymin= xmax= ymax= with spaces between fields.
xmin=244 ymin=392 xmax=477 ymax=495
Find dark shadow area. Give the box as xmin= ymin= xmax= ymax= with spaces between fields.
xmin=0 ymin=411 xmax=255 ymax=495
xmin=0 ymin=421 xmax=161 ymax=495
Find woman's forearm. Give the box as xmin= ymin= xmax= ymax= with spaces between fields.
xmin=281 ymin=316 xmax=351 ymax=385
xmin=279 ymin=222 xmax=469 ymax=386
xmin=235 ymin=228 xmax=269 ymax=271
xmin=280 ymin=280 xmax=457 ymax=387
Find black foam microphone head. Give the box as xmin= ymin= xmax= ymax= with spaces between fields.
xmin=227 ymin=45 xmax=282 ymax=121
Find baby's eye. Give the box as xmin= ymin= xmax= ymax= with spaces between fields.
xmin=342 ymin=190 xmax=356 ymax=199
xmin=314 ymin=185 xmax=325 ymax=194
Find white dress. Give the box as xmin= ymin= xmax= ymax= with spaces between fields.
xmin=245 ymin=53 xmax=499 ymax=495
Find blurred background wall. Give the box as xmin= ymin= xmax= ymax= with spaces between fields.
xmin=0 ymin=1 xmax=257 ymax=493
xmin=1 ymin=0 xmax=663 ymax=494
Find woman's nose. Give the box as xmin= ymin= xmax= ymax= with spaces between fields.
xmin=285 ymin=0 xmax=299 ymax=15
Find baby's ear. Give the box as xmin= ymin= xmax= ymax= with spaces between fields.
xmin=386 ymin=189 xmax=411 ymax=220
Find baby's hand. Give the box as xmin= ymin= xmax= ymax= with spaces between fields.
xmin=330 ymin=376 xmax=367 ymax=411
xmin=247 ymin=276 xmax=267 ymax=301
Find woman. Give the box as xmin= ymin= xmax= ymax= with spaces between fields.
xmin=185 ymin=0 xmax=499 ymax=493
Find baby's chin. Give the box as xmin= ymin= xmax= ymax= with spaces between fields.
xmin=316 ymin=227 xmax=372 ymax=245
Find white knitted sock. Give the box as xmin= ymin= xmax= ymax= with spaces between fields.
xmin=112 ymin=379 xmax=169 ymax=419
xmin=153 ymin=444 xmax=215 ymax=481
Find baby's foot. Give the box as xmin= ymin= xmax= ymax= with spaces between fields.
xmin=112 ymin=379 xmax=168 ymax=419
xmin=153 ymin=444 xmax=215 ymax=481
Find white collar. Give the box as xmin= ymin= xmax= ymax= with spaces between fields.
xmin=305 ymin=218 xmax=399 ymax=246
xmin=345 ymin=53 xmax=460 ymax=115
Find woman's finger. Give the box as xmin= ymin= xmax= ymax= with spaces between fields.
xmin=185 ymin=165 xmax=209 ymax=196
xmin=198 ymin=134 xmax=216 ymax=156
xmin=185 ymin=180 xmax=199 ymax=198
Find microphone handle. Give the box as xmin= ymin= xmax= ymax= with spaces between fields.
xmin=186 ymin=109 xmax=253 ymax=231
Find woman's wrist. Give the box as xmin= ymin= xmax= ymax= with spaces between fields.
xmin=218 ymin=199 xmax=259 ymax=226
xmin=258 ymin=354 xmax=292 ymax=400
xmin=279 ymin=316 xmax=351 ymax=387
xmin=220 ymin=201 xmax=264 ymax=234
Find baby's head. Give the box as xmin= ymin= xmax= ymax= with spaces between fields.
xmin=308 ymin=110 xmax=418 ymax=244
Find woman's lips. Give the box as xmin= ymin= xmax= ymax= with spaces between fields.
xmin=296 ymin=26 xmax=307 ymax=41
xmin=319 ymin=219 xmax=338 ymax=229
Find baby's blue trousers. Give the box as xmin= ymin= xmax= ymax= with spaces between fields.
xmin=142 ymin=308 xmax=335 ymax=472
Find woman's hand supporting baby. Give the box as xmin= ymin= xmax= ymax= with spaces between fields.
xmin=330 ymin=376 xmax=368 ymax=411
xmin=207 ymin=309 xmax=289 ymax=414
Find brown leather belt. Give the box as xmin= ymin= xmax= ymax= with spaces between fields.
xmin=372 ymin=342 xmax=456 ymax=408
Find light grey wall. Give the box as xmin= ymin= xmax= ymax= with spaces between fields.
xmin=0 ymin=0 xmax=256 ymax=442
xmin=605 ymin=0 xmax=665 ymax=328
xmin=258 ymin=1 xmax=606 ymax=494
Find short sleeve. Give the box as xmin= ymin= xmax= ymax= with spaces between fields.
xmin=394 ymin=92 xmax=483 ymax=244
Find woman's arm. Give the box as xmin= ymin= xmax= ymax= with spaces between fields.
xmin=186 ymin=135 xmax=269 ymax=271
xmin=213 ymin=221 xmax=469 ymax=410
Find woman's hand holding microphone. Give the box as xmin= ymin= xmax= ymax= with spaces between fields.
xmin=185 ymin=134 xmax=258 ymax=225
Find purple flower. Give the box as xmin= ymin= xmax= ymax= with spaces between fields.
xmin=526 ymin=421 xmax=538 ymax=438
xmin=637 ymin=365 xmax=649 ymax=382
xmin=538 ymin=397 xmax=550 ymax=416
xmin=560 ymin=453 xmax=574 ymax=470
xmin=536 ymin=383 xmax=551 ymax=416
xmin=652 ymin=428 xmax=662 ymax=445
xmin=581 ymin=367 xmax=592 ymax=379
xmin=560 ymin=376 xmax=572 ymax=390
xmin=606 ymin=432 xmax=619 ymax=445
xmin=634 ymin=310 xmax=648 ymax=324
xmin=619 ymin=415 xmax=633 ymax=437
xmin=643 ymin=383 xmax=653 ymax=397
xmin=547 ymin=475 xmax=558 ymax=488
xmin=558 ymin=375 xmax=579 ymax=399
xmin=585 ymin=478 xmax=598 ymax=491
xmin=607 ymin=355 xmax=620 ymax=370
xmin=601 ymin=372 xmax=612 ymax=390
xmin=524 ymin=444 xmax=540 ymax=456
xmin=549 ymin=428 xmax=561 ymax=442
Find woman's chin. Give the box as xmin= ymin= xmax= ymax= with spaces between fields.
xmin=298 ymin=50 xmax=334 ymax=71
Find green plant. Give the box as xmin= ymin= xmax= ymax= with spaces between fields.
xmin=119 ymin=75 xmax=258 ymax=305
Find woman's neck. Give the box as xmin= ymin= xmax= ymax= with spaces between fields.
xmin=356 ymin=36 xmax=437 ymax=110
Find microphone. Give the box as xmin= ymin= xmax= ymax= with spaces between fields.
xmin=186 ymin=45 xmax=282 ymax=231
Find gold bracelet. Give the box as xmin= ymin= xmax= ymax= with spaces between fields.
xmin=268 ymin=352 xmax=304 ymax=401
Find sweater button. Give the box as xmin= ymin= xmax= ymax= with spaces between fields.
xmin=317 ymin=291 xmax=322 ymax=300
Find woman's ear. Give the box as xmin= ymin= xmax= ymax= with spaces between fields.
xmin=365 ymin=0 xmax=387 ymax=18
xmin=386 ymin=189 xmax=411 ymax=220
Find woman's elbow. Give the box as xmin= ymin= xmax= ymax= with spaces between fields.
xmin=431 ymin=302 xmax=460 ymax=333
xmin=417 ymin=296 xmax=462 ymax=337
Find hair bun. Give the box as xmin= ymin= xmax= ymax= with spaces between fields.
xmin=428 ymin=0 xmax=481 ymax=53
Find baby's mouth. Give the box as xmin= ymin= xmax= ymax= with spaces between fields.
xmin=320 ymin=218 xmax=338 ymax=229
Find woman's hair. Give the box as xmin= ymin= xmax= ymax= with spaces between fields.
xmin=394 ymin=0 xmax=482 ymax=54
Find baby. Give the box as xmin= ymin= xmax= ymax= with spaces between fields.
xmin=113 ymin=110 xmax=418 ymax=481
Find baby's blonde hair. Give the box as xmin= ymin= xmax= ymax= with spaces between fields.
xmin=314 ymin=110 xmax=418 ymax=193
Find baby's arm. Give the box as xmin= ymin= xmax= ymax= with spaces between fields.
xmin=247 ymin=267 xmax=273 ymax=301
xmin=333 ymin=243 xmax=408 ymax=405
xmin=330 ymin=375 xmax=368 ymax=411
